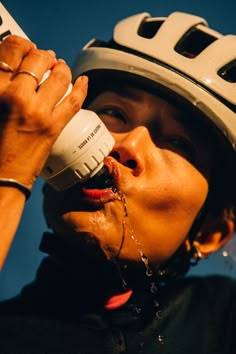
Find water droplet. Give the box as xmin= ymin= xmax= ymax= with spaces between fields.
xmin=157 ymin=334 xmax=166 ymax=344
xmin=141 ymin=254 xmax=148 ymax=263
xmin=156 ymin=310 xmax=162 ymax=319
xmin=157 ymin=269 xmax=166 ymax=277
xmin=150 ymin=282 xmax=158 ymax=293
xmin=134 ymin=306 xmax=142 ymax=314
xmin=154 ymin=299 xmax=159 ymax=307
xmin=146 ymin=269 xmax=153 ymax=277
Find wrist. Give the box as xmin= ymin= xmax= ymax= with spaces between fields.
xmin=0 ymin=178 xmax=31 ymax=200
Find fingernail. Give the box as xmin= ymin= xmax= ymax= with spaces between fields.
xmin=48 ymin=50 xmax=56 ymax=58
xmin=58 ymin=58 xmax=66 ymax=63
xmin=77 ymin=75 xmax=88 ymax=85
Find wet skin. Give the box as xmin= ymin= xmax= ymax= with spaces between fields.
xmin=44 ymin=85 xmax=213 ymax=267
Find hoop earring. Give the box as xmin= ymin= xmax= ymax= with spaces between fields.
xmin=190 ymin=243 xmax=203 ymax=266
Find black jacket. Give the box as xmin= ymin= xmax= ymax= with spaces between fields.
xmin=0 ymin=233 xmax=235 ymax=354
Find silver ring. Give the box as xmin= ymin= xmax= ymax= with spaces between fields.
xmin=0 ymin=60 xmax=14 ymax=72
xmin=14 ymin=70 xmax=40 ymax=86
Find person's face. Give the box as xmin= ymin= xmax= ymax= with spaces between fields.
xmin=44 ymin=85 xmax=212 ymax=267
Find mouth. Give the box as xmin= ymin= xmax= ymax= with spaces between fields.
xmin=80 ymin=157 xmax=121 ymax=206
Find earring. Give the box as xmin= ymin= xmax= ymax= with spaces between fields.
xmin=189 ymin=243 xmax=203 ymax=266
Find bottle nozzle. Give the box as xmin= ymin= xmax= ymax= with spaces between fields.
xmin=82 ymin=165 xmax=113 ymax=189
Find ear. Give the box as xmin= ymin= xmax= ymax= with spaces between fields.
xmin=192 ymin=215 xmax=235 ymax=258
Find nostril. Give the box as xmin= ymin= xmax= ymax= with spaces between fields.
xmin=125 ymin=160 xmax=137 ymax=169
xmin=110 ymin=151 xmax=120 ymax=161
xmin=110 ymin=151 xmax=137 ymax=170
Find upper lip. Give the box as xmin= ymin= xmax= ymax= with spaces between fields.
xmin=104 ymin=156 xmax=120 ymax=188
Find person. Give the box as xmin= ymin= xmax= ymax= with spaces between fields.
xmin=0 ymin=10 xmax=235 ymax=354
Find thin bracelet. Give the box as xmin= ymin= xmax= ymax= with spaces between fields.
xmin=0 ymin=178 xmax=31 ymax=200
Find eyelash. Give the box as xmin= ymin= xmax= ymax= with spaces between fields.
xmin=98 ymin=108 xmax=127 ymax=123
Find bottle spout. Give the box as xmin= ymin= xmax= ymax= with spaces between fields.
xmin=82 ymin=165 xmax=114 ymax=189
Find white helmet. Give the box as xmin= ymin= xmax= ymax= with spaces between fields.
xmin=72 ymin=11 xmax=236 ymax=153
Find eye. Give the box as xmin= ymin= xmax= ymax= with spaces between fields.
xmin=166 ymin=137 xmax=196 ymax=163
xmin=96 ymin=107 xmax=127 ymax=132
xmin=98 ymin=108 xmax=126 ymax=122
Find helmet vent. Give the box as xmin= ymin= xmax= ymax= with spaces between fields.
xmin=175 ymin=28 xmax=217 ymax=58
xmin=218 ymin=60 xmax=236 ymax=83
xmin=138 ymin=19 xmax=164 ymax=39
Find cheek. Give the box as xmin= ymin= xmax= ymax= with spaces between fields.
xmin=164 ymin=170 xmax=208 ymax=213
xmin=121 ymin=166 xmax=209 ymax=263
xmin=130 ymin=167 xmax=208 ymax=220
xmin=143 ymin=151 xmax=209 ymax=213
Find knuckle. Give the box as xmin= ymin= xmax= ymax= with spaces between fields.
xmin=3 ymin=34 xmax=24 ymax=45
xmin=69 ymin=95 xmax=82 ymax=112
xmin=28 ymin=48 xmax=52 ymax=62
xmin=2 ymin=35 xmax=33 ymax=51
xmin=53 ymin=69 xmax=71 ymax=88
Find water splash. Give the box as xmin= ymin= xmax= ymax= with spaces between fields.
xmin=117 ymin=191 xmax=166 ymax=346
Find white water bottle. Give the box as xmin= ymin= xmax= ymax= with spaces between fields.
xmin=40 ymin=109 xmax=115 ymax=190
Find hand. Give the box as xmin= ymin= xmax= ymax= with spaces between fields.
xmin=0 ymin=35 xmax=88 ymax=188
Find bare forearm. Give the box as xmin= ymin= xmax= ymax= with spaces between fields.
xmin=0 ymin=187 xmax=25 ymax=269
xmin=0 ymin=35 xmax=87 ymax=269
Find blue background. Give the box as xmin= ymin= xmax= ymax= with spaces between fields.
xmin=0 ymin=0 xmax=235 ymax=300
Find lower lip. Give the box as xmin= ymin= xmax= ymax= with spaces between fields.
xmin=81 ymin=187 xmax=118 ymax=204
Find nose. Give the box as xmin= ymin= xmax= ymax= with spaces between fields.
xmin=110 ymin=126 xmax=151 ymax=176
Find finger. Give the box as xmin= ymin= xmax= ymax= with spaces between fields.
xmin=35 ymin=60 xmax=73 ymax=107
xmin=11 ymin=48 xmax=57 ymax=92
xmin=0 ymin=35 xmax=36 ymax=93
xmin=0 ymin=35 xmax=35 ymax=76
xmin=51 ymin=75 xmax=88 ymax=131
